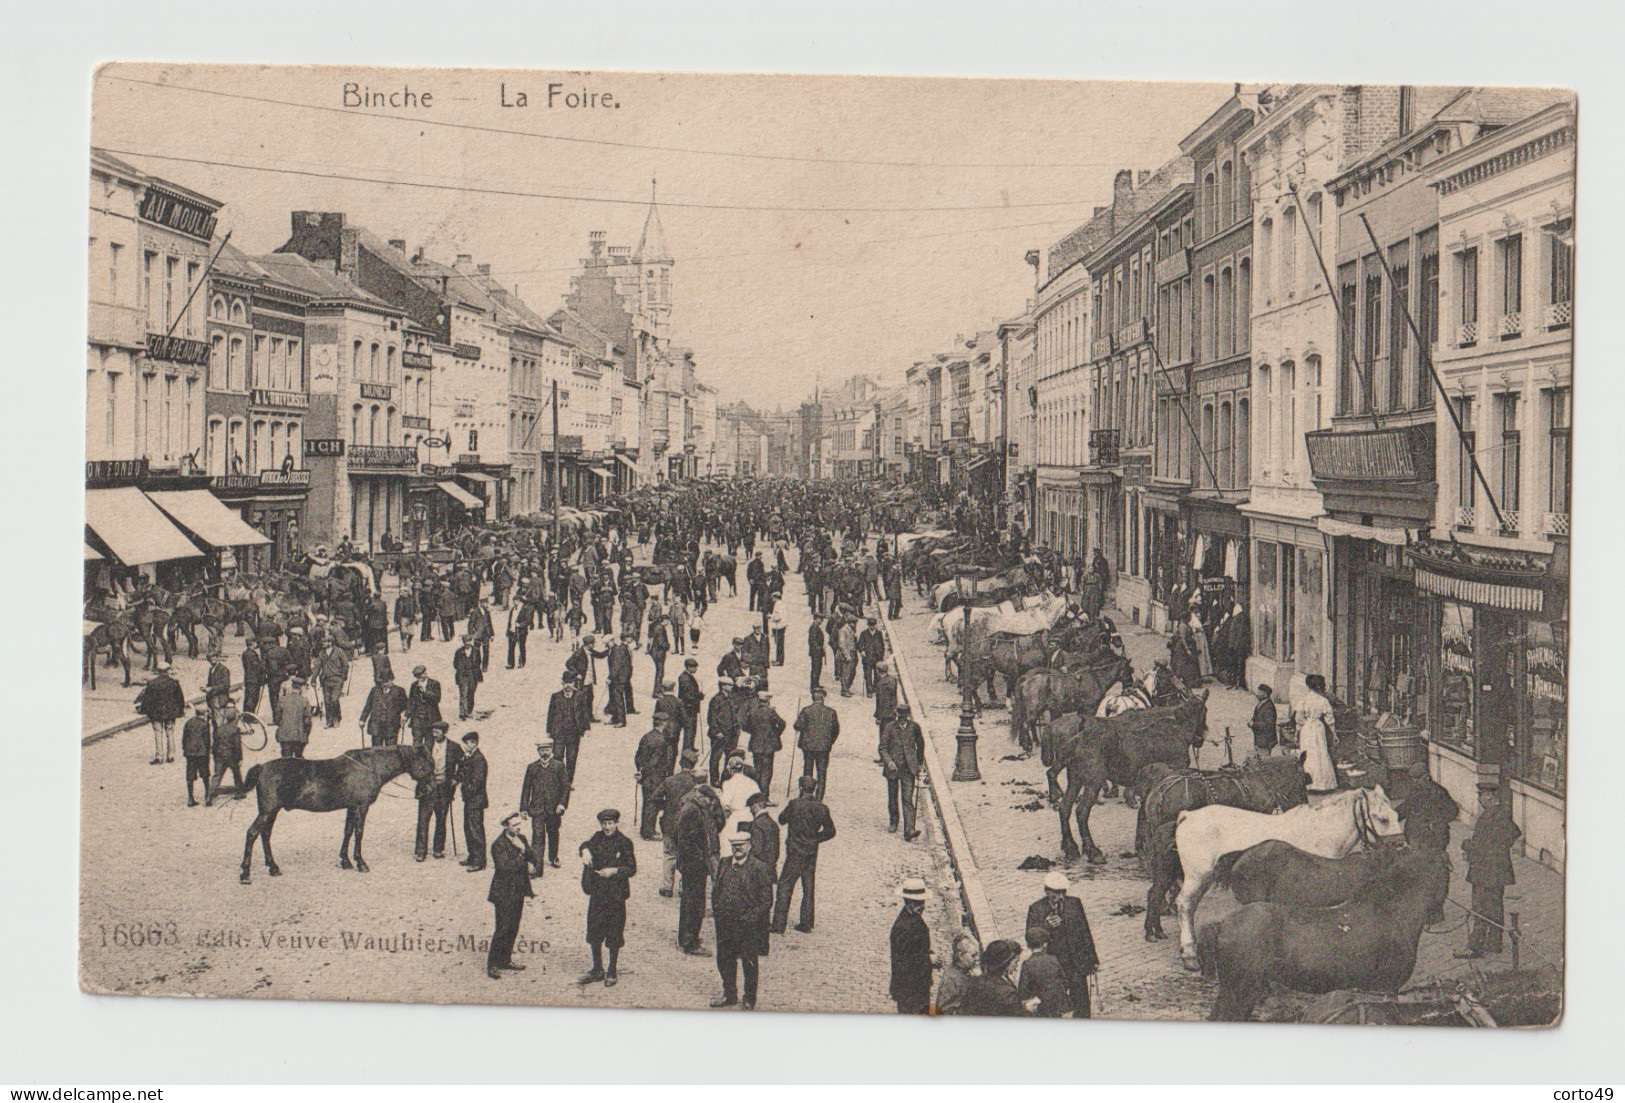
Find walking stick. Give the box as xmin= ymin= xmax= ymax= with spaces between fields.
xmin=786 ymin=696 xmax=802 ymax=800
xmin=449 ymin=794 xmax=459 ymax=858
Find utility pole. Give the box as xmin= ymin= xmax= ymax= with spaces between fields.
xmin=551 ymin=378 xmax=561 ymax=552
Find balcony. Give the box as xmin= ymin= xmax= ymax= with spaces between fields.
xmin=1544 ymin=301 xmax=1572 ymax=329
xmin=1089 ymin=428 xmax=1121 ymax=467
xmin=1497 ymin=510 xmax=1522 ymax=537
xmin=87 ymin=301 xmax=146 ymax=348
xmin=348 ymin=445 xmax=418 ymax=471
xmin=1305 ymin=423 xmax=1436 ymax=483
xmin=1456 ymin=505 xmax=1476 ymax=530
xmin=1456 ymin=321 xmax=1478 ymax=346
xmin=1543 ymin=511 xmax=1570 ymax=537
xmin=1154 ymin=248 xmax=1189 ymax=285
xmin=1498 ymin=312 xmax=1523 ymax=339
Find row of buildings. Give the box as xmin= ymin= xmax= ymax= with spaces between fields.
xmin=904 ymin=84 xmax=1570 ymax=867
xmin=85 ymin=153 xmax=754 ymax=570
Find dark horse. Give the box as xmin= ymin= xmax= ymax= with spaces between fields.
xmin=1196 ymin=846 xmax=1450 ymax=1021
xmin=1211 ymin=838 xmax=1440 ymax=920
xmin=234 ymin=746 xmax=432 ymax=884
xmin=1013 ymin=654 xmax=1136 ymax=759
xmin=1136 ymin=753 xmax=1310 ymax=856
xmin=1046 ymin=691 xmax=1209 ymax=862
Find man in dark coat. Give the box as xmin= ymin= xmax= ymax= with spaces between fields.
xmin=676 ymin=785 xmax=721 ymax=955
xmin=792 ymin=687 xmax=841 ymax=801
xmin=181 ymin=705 xmax=211 ymax=806
xmin=857 ymin=618 xmax=887 ymax=697
xmin=263 ymin=636 xmax=292 ymax=723
xmin=717 ymin=638 xmax=746 ymax=684
xmin=1457 ymin=783 xmax=1522 ymax=958
xmin=358 ymin=670 xmax=409 ymax=747
xmin=1018 ymin=926 xmax=1069 ymax=1017
xmin=966 ymin=939 xmax=1030 ymax=1016
xmin=486 ymin=813 xmax=536 ymax=979
xmin=745 ymin=792 xmax=780 ymax=880
xmin=880 ymin=702 xmax=925 ymax=840
xmin=1249 ymin=684 xmax=1279 ymax=758
xmin=634 ymin=726 xmax=671 ymax=841
xmin=314 ymin=637 xmax=350 ymax=727
xmin=240 ymin=639 xmax=265 ymax=716
xmin=711 ymin=832 xmax=774 ymax=1010
xmin=135 ymin=662 xmax=185 ymax=764
xmin=653 ymin=750 xmax=702 ymax=897
xmin=453 ymin=634 xmax=482 ymax=720
xmin=885 ymin=559 xmax=903 ymax=620
xmin=207 ymin=706 xmax=247 ymax=805
xmin=459 ymin=732 xmax=489 ymax=872
xmin=890 ymin=878 xmax=933 ymax=1014
xmin=578 ymin=809 xmax=637 ymax=986
xmin=275 ymin=677 xmax=315 ymax=758
xmin=204 ymin=648 xmax=233 ymax=722
xmin=606 ymin=633 xmax=635 ymax=726
xmin=677 ymin=658 xmax=705 ymax=753
xmin=872 ymin=663 xmax=898 ymax=763
xmin=742 ymin=689 xmax=786 ymax=796
xmin=707 ymin=679 xmax=742 ymax=786
xmin=548 ymin=675 xmax=588 ymax=787
xmin=771 ymin=775 xmax=837 ymax=933
xmin=393 ymin=586 xmax=418 ymax=652
xmin=1025 ymin=871 xmax=1099 ymax=1017
xmin=519 ymin=740 xmax=569 ymax=873
xmin=746 ymin=551 xmax=767 ymax=612
xmin=406 ymin=664 xmax=443 ymax=746
xmin=414 ymin=723 xmax=464 ymax=861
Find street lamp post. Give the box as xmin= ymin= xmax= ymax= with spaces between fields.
xmin=951 ymin=570 xmax=981 ymax=782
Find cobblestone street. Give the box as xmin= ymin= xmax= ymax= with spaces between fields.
xmin=79 ymin=548 xmax=959 ymax=1015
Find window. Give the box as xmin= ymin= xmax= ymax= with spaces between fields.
xmin=107 ymin=242 xmax=122 ymax=305
xmin=1237 ymin=257 xmax=1251 ymax=354
xmin=1218 ymin=400 xmax=1233 ymax=489
xmin=230 ymin=299 xmax=245 ymax=324
xmin=206 ymin=417 xmax=222 ymax=475
xmin=351 ymin=405 xmax=361 ymax=444
xmin=1236 ymin=396 xmax=1250 ymax=487
xmin=1546 ymin=218 xmax=1573 ymax=320
xmin=1202 ymin=172 xmax=1216 ymax=237
xmin=1280 ymin=205 xmax=1297 ymax=298
xmin=1337 ymin=263 xmax=1357 ymax=414
xmin=1497 ymin=234 xmax=1523 ymax=334
xmin=143 ymin=252 xmax=156 ymax=330
xmin=164 ymin=257 xmax=177 ymax=332
xmin=1219 ymin=161 xmax=1234 ymax=231
xmin=228 ymin=337 xmax=245 ymax=391
xmin=387 ymin=346 xmax=397 ymax=380
xmin=1362 ymin=263 xmax=1383 ymax=390
xmin=1258 ymin=218 xmax=1274 ymax=302
xmin=253 ymin=335 xmax=266 ymax=389
xmin=1548 ymin=387 xmax=1570 ymax=516
xmin=162 ymin=376 xmax=174 ymax=458
xmin=186 ymin=263 xmax=201 ymax=336
xmin=1388 ymin=242 xmax=1410 ymax=411
xmin=1457 ymin=247 xmax=1479 ymax=335
xmin=1200 ymin=403 xmax=1216 ymax=489
xmin=1499 ymin=392 xmax=1521 ymax=524
xmin=1202 ymin=274 xmax=1217 ymax=361
xmin=1280 ymin=362 xmax=1296 ymax=477
xmin=1257 ymin=366 xmax=1272 ymax=473
xmin=1305 ymin=194 xmax=1323 ymax=283
xmin=370 ymin=343 xmax=380 ymax=381
xmin=1257 ymin=541 xmax=1278 ymax=658
xmin=352 ymin=341 xmax=363 ymax=379
xmin=1455 ymin=397 xmax=1476 ymax=518
xmin=1417 ymin=229 xmax=1440 ymax=407
xmin=1220 ymin=266 xmax=1236 ymax=357
xmin=209 ymin=335 xmax=226 ymax=391
xmin=1280 ymin=542 xmax=1297 ymax=662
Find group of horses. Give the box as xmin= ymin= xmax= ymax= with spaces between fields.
xmin=919 ymin=548 xmax=1451 ymax=1022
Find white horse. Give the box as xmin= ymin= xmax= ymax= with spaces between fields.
xmin=1095 ymin=680 xmax=1153 ymax=717
xmin=1171 ymin=786 xmax=1403 ymax=968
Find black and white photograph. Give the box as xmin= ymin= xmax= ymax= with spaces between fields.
xmin=77 ymin=63 xmax=1573 ymax=1030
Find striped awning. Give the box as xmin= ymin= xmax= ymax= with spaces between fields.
xmin=1415 ymin=565 xmax=1544 ymax=613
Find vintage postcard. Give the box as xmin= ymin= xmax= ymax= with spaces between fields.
xmin=83 ymin=65 xmax=1569 ymax=1024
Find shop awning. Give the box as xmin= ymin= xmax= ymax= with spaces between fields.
xmin=613 ymin=453 xmax=638 ymax=471
xmin=84 ymin=544 xmax=102 ymax=561
xmin=436 ymin=480 xmax=484 ymax=509
xmin=85 ymin=488 xmax=204 ymax=566
xmin=458 ymin=471 xmax=497 ymax=484
xmin=1415 ymin=566 xmax=1545 ymax=614
xmin=146 ymin=490 xmax=271 ymax=549
xmin=589 ymin=466 xmax=613 ymax=480
xmin=1316 ymin=516 xmax=1412 ymax=546
xmin=964 ymin=453 xmax=994 ymax=472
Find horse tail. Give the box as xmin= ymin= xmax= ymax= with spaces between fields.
xmin=1195 ymin=919 xmax=1222 ymax=980
xmin=236 ymin=763 xmax=263 ymax=798
xmin=1210 ymin=849 xmax=1246 ymax=892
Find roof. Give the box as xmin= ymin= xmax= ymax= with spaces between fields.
xmin=210 ymin=243 xmax=311 ymax=300
xmin=90 ymin=148 xmax=147 ymax=185
xmin=635 ymin=190 xmax=673 ymax=264
xmin=250 ymin=253 xmax=397 ymax=313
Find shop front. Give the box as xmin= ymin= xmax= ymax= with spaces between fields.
xmin=1243 ymin=511 xmax=1332 ymax=696
xmin=1409 ymin=542 xmax=1567 ymax=869
xmin=1037 ymin=469 xmax=1084 ymax=559
xmin=1180 ymin=493 xmax=1251 ymax=655
xmin=455 ymin=456 xmax=511 ymax=520
xmin=1145 ymin=490 xmax=1183 ymax=633
xmin=208 ymin=468 xmax=310 ymax=572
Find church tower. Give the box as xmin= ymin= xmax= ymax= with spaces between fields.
xmin=633 ymin=178 xmax=673 ymax=337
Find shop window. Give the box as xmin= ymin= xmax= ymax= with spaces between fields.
xmin=1297 ymin=547 xmax=1324 ymax=676
xmin=1256 ymin=541 xmax=1278 ymax=659
xmin=1436 ymin=600 xmax=1476 ymax=755
xmin=1517 ymin=618 xmax=1567 ymax=794
xmin=1279 ymin=542 xmax=1296 ymax=662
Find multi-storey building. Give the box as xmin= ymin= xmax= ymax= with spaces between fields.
xmin=1416 ymin=94 xmax=1573 ymax=861
xmin=1032 ymin=209 xmax=1111 ymax=557
xmin=998 ymin=310 xmax=1035 ymax=532
xmin=1084 ymin=161 xmax=1193 ymax=626
xmin=875 ymin=383 xmax=911 ymax=484
xmin=1148 ymin=181 xmax=1198 ymax=627
xmin=1177 ymin=93 xmax=1257 ymax=625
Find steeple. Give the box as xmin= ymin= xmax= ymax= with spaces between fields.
xmin=634 ymin=177 xmax=673 ymax=265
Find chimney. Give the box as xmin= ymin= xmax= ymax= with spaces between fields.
xmin=388 ymin=238 xmax=407 ymax=254
xmin=588 ymin=231 xmax=606 ymax=260
xmin=1138 ymin=170 xmax=1151 ymax=186
xmin=455 ymin=254 xmax=473 ymax=270
xmin=1113 ymin=169 xmax=1134 ymax=207
xmin=477 ymin=263 xmax=491 ymax=277
xmin=412 ymin=247 xmax=425 ymax=265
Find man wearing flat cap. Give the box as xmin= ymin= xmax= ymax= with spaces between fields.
xmin=742 ymin=688 xmax=786 ymax=797
xmin=706 ymin=677 xmax=741 ymax=786
xmin=793 ymin=687 xmax=840 ymax=801
xmin=653 ymin=750 xmax=703 ymax=897
xmin=206 ymin=705 xmax=247 ymax=806
xmin=276 ymin=676 xmax=316 ymax=758
xmin=1026 ymin=871 xmax=1099 ymax=1017
xmin=677 ymin=658 xmax=705 ymax=754
xmin=486 ymin=812 xmax=536 ymax=980
xmin=579 ymin=809 xmax=637 ymax=987
xmin=634 ymin=724 xmax=673 ymax=841
xmin=890 ymin=877 xmax=933 ymax=1014
xmin=711 ymin=831 xmax=773 ymax=1010
xmin=406 ymin=664 xmax=443 ymax=747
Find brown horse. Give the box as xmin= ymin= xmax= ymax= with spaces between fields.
xmin=1014 ymin=654 xmax=1136 ymax=757
xmin=232 ymin=746 xmax=432 ymax=884
xmin=1196 ymin=846 xmax=1450 ymax=1021
xmin=82 ymin=617 xmax=135 ymax=688
xmin=1210 ymin=838 xmax=1440 ymax=920
xmin=1046 ymin=691 xmax=1209 ymax=862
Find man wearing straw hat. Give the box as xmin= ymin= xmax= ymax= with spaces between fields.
xmin=889 ymin=877 xmax=933 ymax=1015
xmin=1025 ymin=871 xmax=1099 ymax=1017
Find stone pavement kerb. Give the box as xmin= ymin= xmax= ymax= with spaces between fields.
xmin=881 ymin=610 xmax=1003 ymax=948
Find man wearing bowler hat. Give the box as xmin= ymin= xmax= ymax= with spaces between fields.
xmin=520 ymin=740 xmax=569 ymax=874
xmin=711 ymin=831 xmax=772 ymax=1010
xmin=578 ymin=809 xmax=637 ymax=987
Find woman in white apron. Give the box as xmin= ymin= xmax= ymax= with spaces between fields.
xmin=1295 ymin=673 xmax=1339 ymax=798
